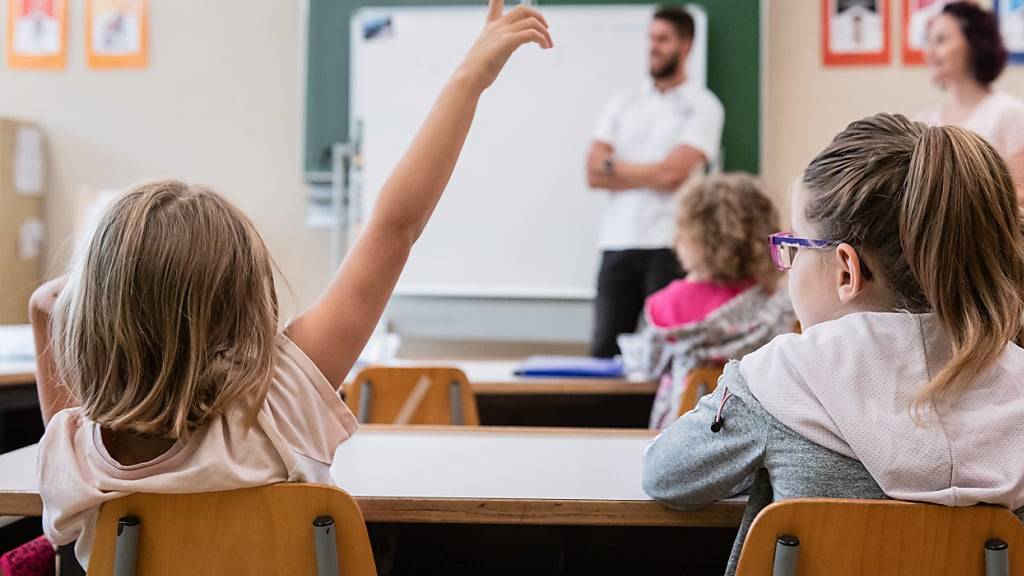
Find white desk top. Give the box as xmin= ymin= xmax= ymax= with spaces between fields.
xmin=349 ymin=360 xmax=657 ymax=395
xmin=1 ymin=356 xmax=656 ymax=395
xmin=332 ymin=426 xmax=654 ymax=501
xmin=0 ymin=427 xmax=745 ymax=526
xmin=0 ymin=358 xmax=35 ymax=386
xmin=0 ymin=325 xmax=35 ymax=387
xmin=0 ymin=444 xmax=40 ymax=525
xmin=0 ymin=322 xmax=654 ymax=395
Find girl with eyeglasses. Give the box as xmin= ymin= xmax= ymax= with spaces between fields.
xmin=643 ymin=112 xmax=1024 ymax=576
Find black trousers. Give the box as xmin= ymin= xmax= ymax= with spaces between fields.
xmin=590 ymin=249 xmax=684 ymax=358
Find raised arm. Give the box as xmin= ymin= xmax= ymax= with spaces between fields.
xmin=287 ymin=0 xmax=552 ymax=386
xmin=29 ymin=277 xmax=75 ymax=425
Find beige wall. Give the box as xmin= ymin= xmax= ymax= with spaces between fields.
xmin=764 ymin=0 xmax=1024 ymax=223
xmin=1 ymin=0 xmax=329 ymax=317
xmin=13 ymin=0 xmax=1024 ymax=334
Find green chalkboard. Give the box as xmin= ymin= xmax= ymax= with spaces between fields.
xmin=304 ymin=0 xmax=760 ymax=181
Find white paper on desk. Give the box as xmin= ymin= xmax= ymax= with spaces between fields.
xmin=14 ymin=127 xmax=44 ymax=196
xmin=18 ymin=218 xmax=44 ymax=260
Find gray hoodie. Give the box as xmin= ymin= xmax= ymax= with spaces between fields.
xmin=643 ymin=312 xmax=1024 ymax=575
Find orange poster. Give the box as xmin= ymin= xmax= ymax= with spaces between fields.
xmin=7 ymin=0 xmax=68 ymax=69
xmin=87 ymin=0 xmax=148 ymax=69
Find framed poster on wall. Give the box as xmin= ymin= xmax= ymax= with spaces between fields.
xmin=903 ymin=0 xmax=956 ymax=64
xmin=996 ymin=0 xmax=1024 ymax=63
xmin=823 ymin=0 xmax=892 ymax=65
xmin=7 ymin=0 xmax=68 ymax=69
xmin=86 ymin=0 xmax=148 ymax=69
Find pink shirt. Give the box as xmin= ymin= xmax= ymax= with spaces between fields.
xmin=645 ymin=279 xmax=756 ymax=329
xmin=37 ymin=334 xmax=358 ymax=568
xmin=918 ymin=92 xmax=1024 ymax=160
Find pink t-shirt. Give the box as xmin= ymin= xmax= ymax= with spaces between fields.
xmin=37 ymin=334 xmax=358 ymax=568
xmin=644 ymin=278 xmax=756 ymax=329
xmin=918 ymin=92 xmax=1024 ymax=160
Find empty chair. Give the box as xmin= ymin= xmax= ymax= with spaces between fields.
xmin=345 ymin=367 xmax=480 ymax=426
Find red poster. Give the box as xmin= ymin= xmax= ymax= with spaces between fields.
xmin=823 ymin=0 xmax=892 ymax=66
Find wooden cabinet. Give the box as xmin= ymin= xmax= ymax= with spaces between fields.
xmin=0 ymin=119 xmax=45 ymax=324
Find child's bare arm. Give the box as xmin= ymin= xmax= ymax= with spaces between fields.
xmin=29 ymin=277 xmax=75 ymax=425
xmin=287 ymin=0 xmax=552 ymax=386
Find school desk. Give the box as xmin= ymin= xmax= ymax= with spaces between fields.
xmin=348 ymin=361 xmax=658 ymax=427
xmin=348 ymin=360 xmax=657 ymax=396
xmin=0 ymin=426 xmax=744 ymax=525
xmin=0 ymin=359 xmax=37 ymax=411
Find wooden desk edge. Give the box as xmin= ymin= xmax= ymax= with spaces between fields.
xmin=0 ymin=373 xmax=35 ymax=386
xmin=0 ymin=492 xmax=42 ymax=517
xmin=355 ymin=497 xmax=746 ymax=527
xmin=0 ymin=493 xmax=745 ymax=528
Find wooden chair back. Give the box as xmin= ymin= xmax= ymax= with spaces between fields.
xmin=345 ymin=366 xmax=479 ymax=425
xmin=89 ymin=483 xmax=376 ymax=575
xmin=735 ymin=498 xmax=1024 ymax=575
xmin=676 ymin=363 xmax=725 ymax=418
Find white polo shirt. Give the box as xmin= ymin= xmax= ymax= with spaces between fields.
xmin=592 ymin=79 xmax=724 ymax=250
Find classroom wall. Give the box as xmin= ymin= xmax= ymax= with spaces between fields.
xmin=16 ymin=0 xmax=1024 ymax=342
xmin=0 ymin=0 xmax=330 ymax=318
xmin=763 ymin=0 xmax=1024 ymax=222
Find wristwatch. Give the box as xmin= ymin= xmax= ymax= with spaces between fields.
xmin=603 ymin=158 xmax=616 ymax=176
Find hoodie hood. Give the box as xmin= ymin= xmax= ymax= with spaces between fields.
xmin=740 ymin=311 xmax=1024 ymax=509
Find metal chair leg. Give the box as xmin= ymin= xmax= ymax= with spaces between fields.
xmin=772 ymin=535 xmax=799 ymax=576
xmin=114 ymin=516 xmax=140 ymax=576
xmin=313 ymin=516 xmax=341 ymax=576
xmin=449 ymin=380 xmax=463 ymax=425
xmin=986 ymin=539 xmax=1009 ymax=576
xmin=357 ymin=380 xmax=374 ymax=424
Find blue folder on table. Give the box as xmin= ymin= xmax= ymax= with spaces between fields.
xmin=514 ymin=355 xmax=624 ymax=378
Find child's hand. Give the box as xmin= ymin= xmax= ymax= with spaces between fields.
xmin=458 ymin=0 xmax=553 ymax=92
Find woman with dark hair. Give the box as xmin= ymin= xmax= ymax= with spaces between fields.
xmin=919 ymin=1 xmax=1024 ymax=197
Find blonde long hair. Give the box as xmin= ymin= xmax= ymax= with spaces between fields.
xmin=52 ymin=181 xmax=279 ymax=439
xmin=803 ymin=113 xmax=1024 ymax=405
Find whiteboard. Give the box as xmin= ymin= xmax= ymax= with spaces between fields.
xmin=350 ymin=5 xmax=707 ymax=299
